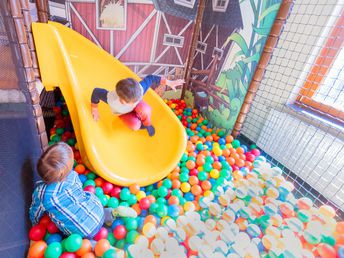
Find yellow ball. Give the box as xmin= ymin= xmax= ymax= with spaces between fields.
xmin=210 ymin=169 xmax=220 ymax=179
xmin=226 ymin=143 xmax=232 ymax=149
xmin=204 ymin=190 xmax=214 ymax=199
xmin=74 ymin=143 xmax=79 ymax=150
xmin=136 ymin=191 xmax=146 ymax=201
xmin=181 ymin=182 xmax=191 ymax=193
xmin=161 ymin=216 xmax=171 ymax=225
xmin=171 ymin=103 xmax=176 ymax=108
xmin=198 ymin=166 xmax=204 ymax=172
xmin=184 ymin=201 xmax=195 ymax=212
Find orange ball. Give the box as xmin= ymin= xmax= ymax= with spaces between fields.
xmin=186 ymin=160 xmax=196 ymax=170
xmin=201 ymin=181 xmax=212 ymax=191
xmin=227 ymin=157 xmax=235 ymax=166
xmin=222 ymin=149 xmax=230 ymax=157
xmin=191 ymin=185 xmax=202 ymax=196
xmin=147 ymin=195 xmax=156 ymax=204
xmin=235 ymin=159 xmax=245 ymax=167
xmin=172 ymin=179 xmax=181 ymax=189
xmin=206 ymin=135 xmax=213 ymax=142
xmin=94 ymin=177 xmax=104 ymax=187
xmin=131 ymin=203 xmax=141 ymax=216
xmin=144 ymin=215 xmax=157 ymax=225
xmin=190 ymin=136 xmax=199 ymax=143
xmin=226 ymin=135 xmax=234 ymax=143
xmin=189 ymin=175 xmax=199 ymax=186
xmin=74 ymin=164 xmax=86 ymax=174
xmin=157 ymin=181 xmax=163 ymax=188
xmin=186 ymin=142 xmax=195 ymax=152
xmin=196 ymin=157 xmax=205 ymax=166
xmin=94 ymin=239 xmax=110 ymax=257
xmin=76 ymin=239 xmax=92 ymax=256
xmin=168 ymin=196 xmax=180 ymax=205
xmin=213 ymin=161 xmax=222 ymax=170
xmin=236 ymin=147 xmax=244 ymax=154
xmin=81 ymin=252 xmax=96 ymax=258
xmin=170 ymin=171 xmax=180 ymax=180
xmin=28 ymin=241 xmax=47 ymax=258
xmin=129 ymin=184 xmax=140 ymax=194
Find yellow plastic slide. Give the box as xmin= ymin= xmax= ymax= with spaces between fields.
xmin=32 ymin=21 xmax=186 ymax=186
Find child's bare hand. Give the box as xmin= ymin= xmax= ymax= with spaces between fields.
xmin=166 ymin=79 xmax=185 ymax=91
xmin=91 ymin=107 xmax=99 ymax=121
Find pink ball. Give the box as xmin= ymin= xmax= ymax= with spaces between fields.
xmin=84 ymin=185 xmax=95 ymax=194
xmin=246 ymin=153 xmax=255 ymax=162
xmin=28 ymin=224 xmax=46 ymax=241
xmin=94 ymin=227 xmax=108 ymax=241
xmin=47 ymin=221 xmax=59 ymax=234
xmin=60 ymin=253 xmax=77 ymax=258
xmin=139 ymin=197 xmax=151 ymax=210
xmin=251 ymin=149 xmax=261 ymax=156
xmin=189 ymin=169 xmax=198 ymax=176
xmin=231 ymin=165 xmax=239 ymax=171
xmin=102 ymin=182 xmax=114 ymax=195
xmin=113 ymin=225 xmax=127 ymax=240
xmin=110 ymin=187 xmax=121 ymax=198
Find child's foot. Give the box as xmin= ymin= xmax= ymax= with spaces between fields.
xmin=112 ymin=206 xmax=137 ymax=218
xmin=140 ymin=125 xmax=155 ymax=136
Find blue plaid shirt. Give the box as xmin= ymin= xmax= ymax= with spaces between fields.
xmin=29 ymin=171 xmax=104 ymax=237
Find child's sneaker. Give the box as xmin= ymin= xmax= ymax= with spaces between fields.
xmin=112 ymin=206 xmax=137 ymax=218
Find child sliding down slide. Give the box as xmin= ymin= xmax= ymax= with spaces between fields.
xmin=91 ymin=75 xmax=184 ymax=136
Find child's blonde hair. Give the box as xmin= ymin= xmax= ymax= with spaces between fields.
xmin=37 ymin=142 xmax=74 ymax=184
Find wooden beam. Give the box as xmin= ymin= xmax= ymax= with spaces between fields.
xmin=191 ymin=69 xmax=210 ymax=75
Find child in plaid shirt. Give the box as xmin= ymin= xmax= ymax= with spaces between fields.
xmin=29 ymin=142 xmax=136 ymax=238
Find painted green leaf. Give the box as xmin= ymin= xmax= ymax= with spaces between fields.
xmin=253 ymin=25 xmax=272 ymax=36
xmin=259 ymin=3 xmax=280 ymax=21
xmin=223 ymin=32 xmax=249 ymax=56
xmin=241 ymin=52 xmax=261 ymax=64
xmin=216 ymin=72 xmax=227 ymax=88
xmin=250 ymin=0 xmax=258 ymax=22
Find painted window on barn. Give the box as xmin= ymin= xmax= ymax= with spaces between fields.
xmin=174 ymin=0 xmax=196 ymax=9
xmin=163 ymin=34 xmax=185 ymax=48
xmin=212 ymin=0 xmax=229 ymax=12
xmin=212 ymin=47 xmax=224 ymax=60
xmin=196 ymin=41 xmax=207 ymax=54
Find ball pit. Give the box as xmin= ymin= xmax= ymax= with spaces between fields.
xmin=27 ymin=98 xmax=344 ymax=257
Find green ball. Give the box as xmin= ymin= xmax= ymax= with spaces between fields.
xmin=115 ymin=239 xmax=126 ymax=249
xmin=125 ymin=218 xmax=138 ymax=231
xmin=44 ymin=242 xmax=62 ymax=258
xmin=64 ymin=234 xmax=82 ymax=252
xmin=158 ymin=186 xmax=168 ymax=197
xmin=107 ymin=233 xmax=116 ymax=246
xmin=102 ymin=248 xmax=117 ymax=258
xmin=205 ymin=156 xmax=214 ymax=164
xmin=62 ymin=109 xmax=69 ymax=116
xmin=188 ymin=156 xmax=196 ymax=162
xmin=55 ymin=128 xmax=64 ymax=135
xmin=95 ymin=187 xmax=104 ymax=196
xmin=232 ymin=139 xmax=241 ymax=148
xmin=119 ymin=201 xmax=129 ymax=207
xmin=162 ymin=179 xmax=172 ymax=189
xmin=220 ymin=169 xmax=230 ymax=179
xmin=180 ymin=153 xmax=188 ymax=162
xmin=156 ymin=197 xmax=166 ymax=204
xmin=67 ymin=138 xmax=76 ymax=146
xmin=98 ymin=194 xmax=108 ymax=206
xmin=321 ymin=235 xmax=336 ymax=246
xmin=146 ymin=185 xmax=154 ymax=192
xmin=51 ymin=135 xmax=61 ymax=142
xmin=203 ymin=163 xmax=212 ymax=172
xmin=119 ymin=188 xmax=131 ymax=201
xmin=126 ymin=230 xmax=139 ymax=244
xmin=217 ymin=130 xmax=225 ymax=137
xmin=149 ymin=202 xmax=159 ymax=213
xmin=48 ymin=141 xmax=55 ymax=146
xmin=198 ymin=171 xmax=208 ymax=181
xmin=203 ymin=120 xmax=208 ymax=125
xmin=179 ymin=173 xmax=189 ymax=183
xmin=171 ymin=189 xmax=182 ymax=197
xmin=87 ymin=172 xmax=97 ymax=180
xmin=107 ymin=197 xmax=119 ymax=208
xmin=83 ymin=179 xmax=96 ymax=187
xmin=180 ymin=167 xmax=189 ymax=174
xmin=44 ymin=232 xmax=51 ymax=241
xmin=127 ymin=194 xmax=137 ymax=205
xmin=196 ymin=143 xmax=204 ymax=151
xmin=156 ymin=203 xmax=168 ymax=217
xmin=179 ymin=197 xmax=186 ymax=206
xmin=151 ymin=189 xmax=159 ymax=198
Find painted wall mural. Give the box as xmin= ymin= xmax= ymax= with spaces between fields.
xmin=200 ymin=0 xmax=281 ymax=132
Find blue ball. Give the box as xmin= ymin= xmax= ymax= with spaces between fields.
xmin=78 ymin=174 xmax=87 ymax=184
xmin=168 ymin=205 xmax=180 ymax=217
xmin=218 ymin=138 xmax=226 ymax=145
xmin=111 ymin=218 xmax=124 ymax=230
xmin=184 ymin=192 xmax=195 ymax=201
xmin=209 ymin=178 xmax=216 ymax=186
xmin=137 ymin=217 xmax=145 ymax=231
xmin=140 ymin=209 xmax=148 ymax=217
xmin=241 ymin=145 xmax=248 ymax=152
xmin=46 ymin=233 xmax=62 ymax=244
xmin=218 ymin=156 xmax=225 ymax=162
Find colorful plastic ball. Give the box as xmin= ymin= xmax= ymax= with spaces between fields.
xmin=162 ymin=179 xmax=173 ymax=189
xmin=158 ymin=186 xmax=168 ymax=197
xmin=125 ymin=218 xmax=138 ymax=231
xmin=198 ymin=171 xmax=208 ymax=181
xmin=64 ymin=234 xmax=82 ymax=252
xmin=110 ymin=187 xmax=121 ymax=198
xmin=156 ymin=203 xmax=168 ymax=218
xmin=102 ymin=182 xmax=113 ymax=195
xmin=106 ymin=233 xmax=116 ymax=246
xmin=47 ymin=221 xmax=59 ymax=234
xmin=139 ymin=197 xmax=151 ymax=210
xmin=113 ymin=225 xmax=127 ymax=240
xmin=142 ymin=222 xmax=157 ymax=238
xmin=115 ymin=239 xmax=126 ymax=249
xmin=44 ymin=242 xmax=62 ymax=258
xmin=232 ymin=139 xmax=241 ymax=148
xmin=126 ymin=230 xmax=139 ymax=244
xmin=149 ymin=202 xmax=159 ymax=214
xmin=75 ymin=239 xmax=92 ymax=257
xmin=29 ymin=224 xmax=46 ymax=241
xmin=94 ymin=227 xmax=108 ymax=241
xmin=136 ymin=191 xmax=146 ymax=201
xmin=168 ymin=205 xmax=180 ymax=217
xmin=191 ymin=185 xmax=202 ymax=196
xmin=127 ymin=194 xmax=138 ymax=205
xmin=94 ymin=239 xmax=111 ymax=257
xmin=129 ymin=183 xmax=140 ymax=194
xmin=102 ymin=249 xmax=117 ymax=258
xmin=28 ymin=241 xmax=47 ymax=258
xmin=46 ymin=234 xmax=62 ymax=245
xmin=107 ymin=197 xmax=119 ymax=208
xmin=181 ymin=182 xmax=191 ymax=193
xmin=119 ymin=188 xmax=131 ymax=201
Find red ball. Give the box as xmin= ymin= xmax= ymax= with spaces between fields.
xmin=113 ymin=225 xmax=127 ymax=240
xmin=84 ymin=185 xmax=96 ymax=194
xmin=94 ymin=227 xmax=108 ymax=241
xmin=60 ymin=253 xmax=77 ymax=258
xmin=139 ymin=197 xmax=151 ymax=210
xmin=110 ymin=187 xmax=121 ymax=198
xmin=189 ymin=169 xmax=198 ymax=176
xmin=102 ymin=182 xmax=114 ymax=195
xmin=245 ymin=153 xmax=255 ymax=162
xmin=39 ymin=214 xmax=51 ymax=227
xmin=231 ymin=165 xmax=239 ymax=171
xmin=29 ymin=224 xmax=46 ymax=241
xmin=47 ymin=221 xmax=59 ymax=234
xmin=251 ymin=149 xmax=261 ymax=156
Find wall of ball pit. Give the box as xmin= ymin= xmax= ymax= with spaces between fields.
xmin=27 ymin=96 xmax=344 ymax=258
